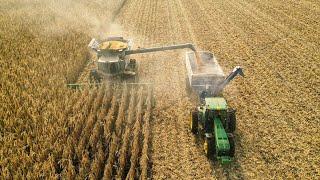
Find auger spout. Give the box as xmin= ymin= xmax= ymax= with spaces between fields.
xmin=213 ymin=66 xmax=244 ymax=95
xmin=125 ymin=43 xmax=196 ymax=55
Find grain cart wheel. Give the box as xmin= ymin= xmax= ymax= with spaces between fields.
xmin=227 ymin=109 xmax=236 ymax=133
xmin=204 ymin=137 xmax=215 ymax=158
xmin=227 ymin=133 xmax=235 ymax=157
xmin=185 ymin=77 xmax=191 ymax=95
xmin=190 ymin=111 xmax=198 ymax=134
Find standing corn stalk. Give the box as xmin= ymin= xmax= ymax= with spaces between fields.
xmin=126 ymin=87 xmax=144 ymax=180
xmin=116 ymin=87 xmax=136 ymax=179
xmin=140 ymin=87 xmax=153 ymax=180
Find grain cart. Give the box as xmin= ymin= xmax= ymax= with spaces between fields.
xmin=88 ymin=36 xmax=197 ymax=82
xmin=186 ymin=51 xmax=244 ymax=164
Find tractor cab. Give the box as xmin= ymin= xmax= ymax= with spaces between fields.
xmin=198 ymin=97 xmax=228 ymax=133
xmin=204 ymin=97 xmax=228 ymax=111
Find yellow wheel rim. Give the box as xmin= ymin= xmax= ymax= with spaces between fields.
xmin=204 ymin=139 xmax=208 ymax=155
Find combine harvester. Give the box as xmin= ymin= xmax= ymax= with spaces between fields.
xmin=68 ymin=36 xmax=198 ymax=88
xmin=186 ymin=51 xmax=244 ymax=164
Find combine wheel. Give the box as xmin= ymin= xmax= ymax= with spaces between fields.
xmin=203 ymin=137 xmax=215 ymax=158
xmin=89 ymin=70 xmax=102 ymax=83
xmin=190 ymin=111 xmax=198 ymax=134
xmin=227 ymin=109 xmax=236 ymax=133
xmin=227 ymin=133 xmax=235 ymax=157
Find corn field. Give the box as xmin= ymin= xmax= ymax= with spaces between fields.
xmin=0 ymin=0 xmax=154 ymax=179
xmin=1 ymin=0 xmax=319 ymax=179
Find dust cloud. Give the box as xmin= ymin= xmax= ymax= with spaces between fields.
xmin=1 ymin=0 xmax=124 ymax=37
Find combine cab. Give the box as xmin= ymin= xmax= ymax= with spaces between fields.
xmin=186 ymin=51 xmax=243 ymax=164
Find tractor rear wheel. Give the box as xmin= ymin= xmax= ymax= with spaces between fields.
xmin=227 ymin=109 xmax=236 ymax=133
xmin=204 ymin=137 xmax=215 ymax=158
xmin=190 ymin=111 xmax=198 ymax=134
xmin=227 ymin=133 xmax=235 ymax=157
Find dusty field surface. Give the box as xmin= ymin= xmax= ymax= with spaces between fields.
xmin=1 ymin=0 xmax=319 ymax=179
xmin=115 ymin=0 xmax=320 ymax=179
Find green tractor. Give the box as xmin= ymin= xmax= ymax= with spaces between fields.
xmin=190 ymin=97 xmax=236 ymax=164
xmin=185 ymin=51 xmax=244 ymax=164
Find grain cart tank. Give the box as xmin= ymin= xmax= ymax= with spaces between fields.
xmin=186 ymin=51 xmax=244 ymax=164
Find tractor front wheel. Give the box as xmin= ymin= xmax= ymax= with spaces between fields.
xmin=204 ymin=137 xmax=215 ymax=158
xmin=190 ymin=111 xmax=198 ymax=134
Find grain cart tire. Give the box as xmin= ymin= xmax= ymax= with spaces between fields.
xmin=227 ymin=109 xmax=236 ymax=133
xmin=204 ymin=137 xmax=215 ymax=158
xmin=190 ymin=111 xmax=198 ymax=134
xmin=227 ymin=133 xmax=235 ymax=157
xmin=185 ymin=77 xmax=192 ymax=95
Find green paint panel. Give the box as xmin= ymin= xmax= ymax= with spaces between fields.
xmin=214 ymin=117 xmax=230 ymax=151
xmin=214 ymin=117 xmax=232 ymax=164
xmin=219 ymin=156 xmax=232 ymax=165
xmin=67 ymin=84 xmax=82 ymax=90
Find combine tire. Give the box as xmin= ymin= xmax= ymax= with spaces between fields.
xmin=227 ymin=133 xmax=235 ymax=157
xmin=204 ymin=137 xmax=215 ymax=158
xmin=227 ymin=109 xmax=236 ymax=133
xmin=190 ymin=111 xmax=198 ymax=134
xmin=89 ymin=70 xmax=102 ymax=83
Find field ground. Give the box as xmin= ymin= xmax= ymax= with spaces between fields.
xmin=0 ymin=0 xmax=319 ymax=179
